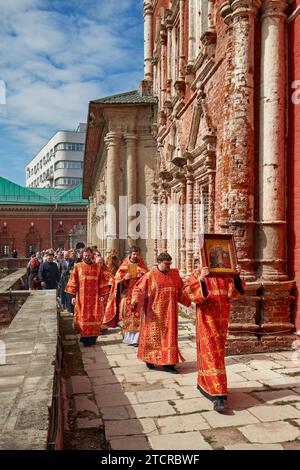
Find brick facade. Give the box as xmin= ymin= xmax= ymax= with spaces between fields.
xmin=83 ymin=0 xmax=299 ymax=353
xmin=288 ymin=0 xmax=300 ymax=330
xmin=147 ymin=0 xmax=295 ymax=352
xmin=0 ymin=207 xmax=87 ymax=256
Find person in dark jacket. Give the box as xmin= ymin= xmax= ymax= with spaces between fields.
xmin=12 ymin=249 xmax=18 ymax=258
xmin=38 ymin=251 xmax=60 ymax=289
xmin=27 ymin=255 xmax=40 ymax=289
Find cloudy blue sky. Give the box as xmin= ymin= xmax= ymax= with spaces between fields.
xmin=0 ymin=0 xmax=144 ymax=185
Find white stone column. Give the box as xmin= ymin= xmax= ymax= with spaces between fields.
xmin=160 ymin=26 xmax=167 ymax=105
xmin=208 ymin=0 xmax=216 ymax=33
xmin=258 ymin=0 xmax=288 ymax=280
xmin=223 ymin=0 xmax=261 ymax=281
xmin=125 ymin=133 xmax=138 ymax=248
xmin=180 ymin=176 xmax=187 ymax=277
xmin=188 ymin=0 xmax=196 ymax=63
xmin=179 ymin=0 xmax=186 ymax=80
xmin=186 ymin=171 xmax=194 ymax=276
xmin=90 ymin=196 xmax=97 ymax=247
xmin=144 ymin=1 xmax=153 ymax=82
xmin=166 ymin=21 xmax=173 ymax=100
xmin=87 ymin=199 xmax=92 ymax=246
xmin=152 ymin=182 xmax=159 ymax=265
xmin=104 ymin=131 xmax=121 ymax=252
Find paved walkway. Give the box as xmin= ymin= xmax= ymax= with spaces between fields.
xmin=66 ymin=318 xmax=300 ymax=450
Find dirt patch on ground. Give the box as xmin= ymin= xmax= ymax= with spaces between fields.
xmin=201 ymin=426 xmax=248 ymax=450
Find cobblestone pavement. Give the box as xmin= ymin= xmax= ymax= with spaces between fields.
xmin=66 ymin=318 xmax=300 ymax=450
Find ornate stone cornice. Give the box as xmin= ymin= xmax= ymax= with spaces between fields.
xmin=220 ymin=0 xmax=233 ymax=24
xmin=104 ymin=132 xmax=122 ymax=149
xmin=159 ymin=170 xmax=173 ymax=182
xmin=143 ymin=1 xmax=153 ymax=17
xmin=231 ymin=0 xmax=262 ymax=19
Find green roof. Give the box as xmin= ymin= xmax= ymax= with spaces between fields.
xmin=92 ymin=90 xmax=157 ymax=105
xmin=0 ymin=176 xmax=88 ymax=205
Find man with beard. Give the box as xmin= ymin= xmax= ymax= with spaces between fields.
xmin=65 ymin=247 xmax=113 ymax=346
xmin=131 ymin=252 xmax=190 ymax=373
xmin=104 ymin=246 xmax=148 ymax=346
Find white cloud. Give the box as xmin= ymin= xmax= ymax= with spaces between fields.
xmin=0 ymin=0 xmax=144 ymax=184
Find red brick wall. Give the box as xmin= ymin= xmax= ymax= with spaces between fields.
xmin=288 ymin=0 xmax=300 ymax=329
xmin=0 ymin=206 xmax=87 ymax=257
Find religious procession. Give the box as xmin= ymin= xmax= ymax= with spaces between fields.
xmin=36 ymin=243 xmax=245 ymax=414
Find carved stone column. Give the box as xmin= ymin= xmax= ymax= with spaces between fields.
xmin=179 ymin=0 xmax=186 ymax=81
xmin=125 ymin=133 xmax=138 ymax=249
xmin=144 ymin=1 xmax=153 ymax=82
xmin=166 ymin=19 xmax=173 ymax=102
xmin=87 ymin=198 xmax=92 ymax=246
xmin=221 ymin=0 xmax=261 ymax=282
xmin=258 ymin=0 xmax=288 ymax=281
xmin=90 ymin=196 xmax=98 ymax=247
xmin=152 ymin=182 xmax=159 ymax=265
xmin=186 ymin=170 xmax=194 ymax=276
xmin=179 ymin=174 xmax=187 ymax=278
xmin=188 ymin=0 xmax=196 ymax=63
xmin=208 ymin=0 xmax=216 ymax=33
xmin=104 ymin=131 xmax=121 ymax=252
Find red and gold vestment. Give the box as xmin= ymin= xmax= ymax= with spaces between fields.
xmin=184 ymin=273 xmax=245 ymax=399
xmin=132 ymin=267 xmax=191 ymax=366
xmin=65 ymin=261 xmax=113 ymax=337
xmin=104 ymin=256 xmax=148 ymax=332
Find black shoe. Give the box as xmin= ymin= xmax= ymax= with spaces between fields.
xmin=163 ymin=365 xmax=178 ymax=374
xmin=146 ymin=363 xmax=155 ymax=369
xmin=213 ymin=398 xmax=225 ymax=413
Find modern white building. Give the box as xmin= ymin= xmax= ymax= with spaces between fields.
xmin=26 ymin=123 xmax=86 ymax=188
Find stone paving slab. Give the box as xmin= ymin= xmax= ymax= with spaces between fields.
xmin=248 ymin=405 xmax=300 ymax=422
xmin=149 ymin=432 xmax=212 ymax=450
xmin=262 ymin=377 xmax=300 ymax=388
xmin=110 ymin=436 xmax=151 ymax=450
xmin=105 ymin=418 xmax=158 ymax=437
xmin=202 ymin=409 xmax=259 ymax=428
xmin=70 ymin=376 xmax=92 ymax=395
xmin=127 ymin=402 xmax=177 ymax=419
xmin=247 ymin=360 xmax=283 ymax=370
xmin=253 ymin=390 xmax=300 ymax=404
xmin=95 ymin=390 xmax=132 ymax=408
xmin=136 ymin=389 xmax=178 ymax=403
xmin=228 ymin=381 xmax=265 ymax=392
xmin=173 ymin=397 xmax=214 ymax=413
xmin=74 ymin=321 xmax=300 ymax=450
xmin=74 ymin=396 xmax=99 ymax=416
xmin=101 ymin=406 xmax=130 ymax=421
xmin=238 ymin=421 xmax=300 ymax=443
xmin=226 ymin=392 xmax=261 ymax=410
xmin=224 ymin=443 xmax=284 ymax=450
xmin=157 ymin=414 xmax=211 ymax=433
xmin=76 ymin=418 xmax=103 ymax=429
xmin=239 ymin=370 xmax=284 ymax=382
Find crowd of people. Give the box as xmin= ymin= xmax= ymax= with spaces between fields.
xmin=26 ymin=245 xmax=244 ymax=413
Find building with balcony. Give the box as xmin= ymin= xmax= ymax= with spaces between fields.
xmin=26 ymin=123 xmax=86 ymax=188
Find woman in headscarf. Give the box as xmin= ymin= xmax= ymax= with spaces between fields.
xmin=27 ymin=255 xmax=40 ymax=290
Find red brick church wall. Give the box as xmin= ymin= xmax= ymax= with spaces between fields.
xmin=288 ymin=0 xmax=300 ymax=330
xmin=0 ymin=207 xmax=87 ymax=257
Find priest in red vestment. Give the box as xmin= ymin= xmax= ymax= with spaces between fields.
xmin=184 ymin=264 xmax=245 ymax=412
xmin=104 ymin=246 xmax=148 ymax=345
xmin=131 ymin=252 xmax=191 ymax=373
xmin=65 ymin=247 xmax=113 ymax=346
